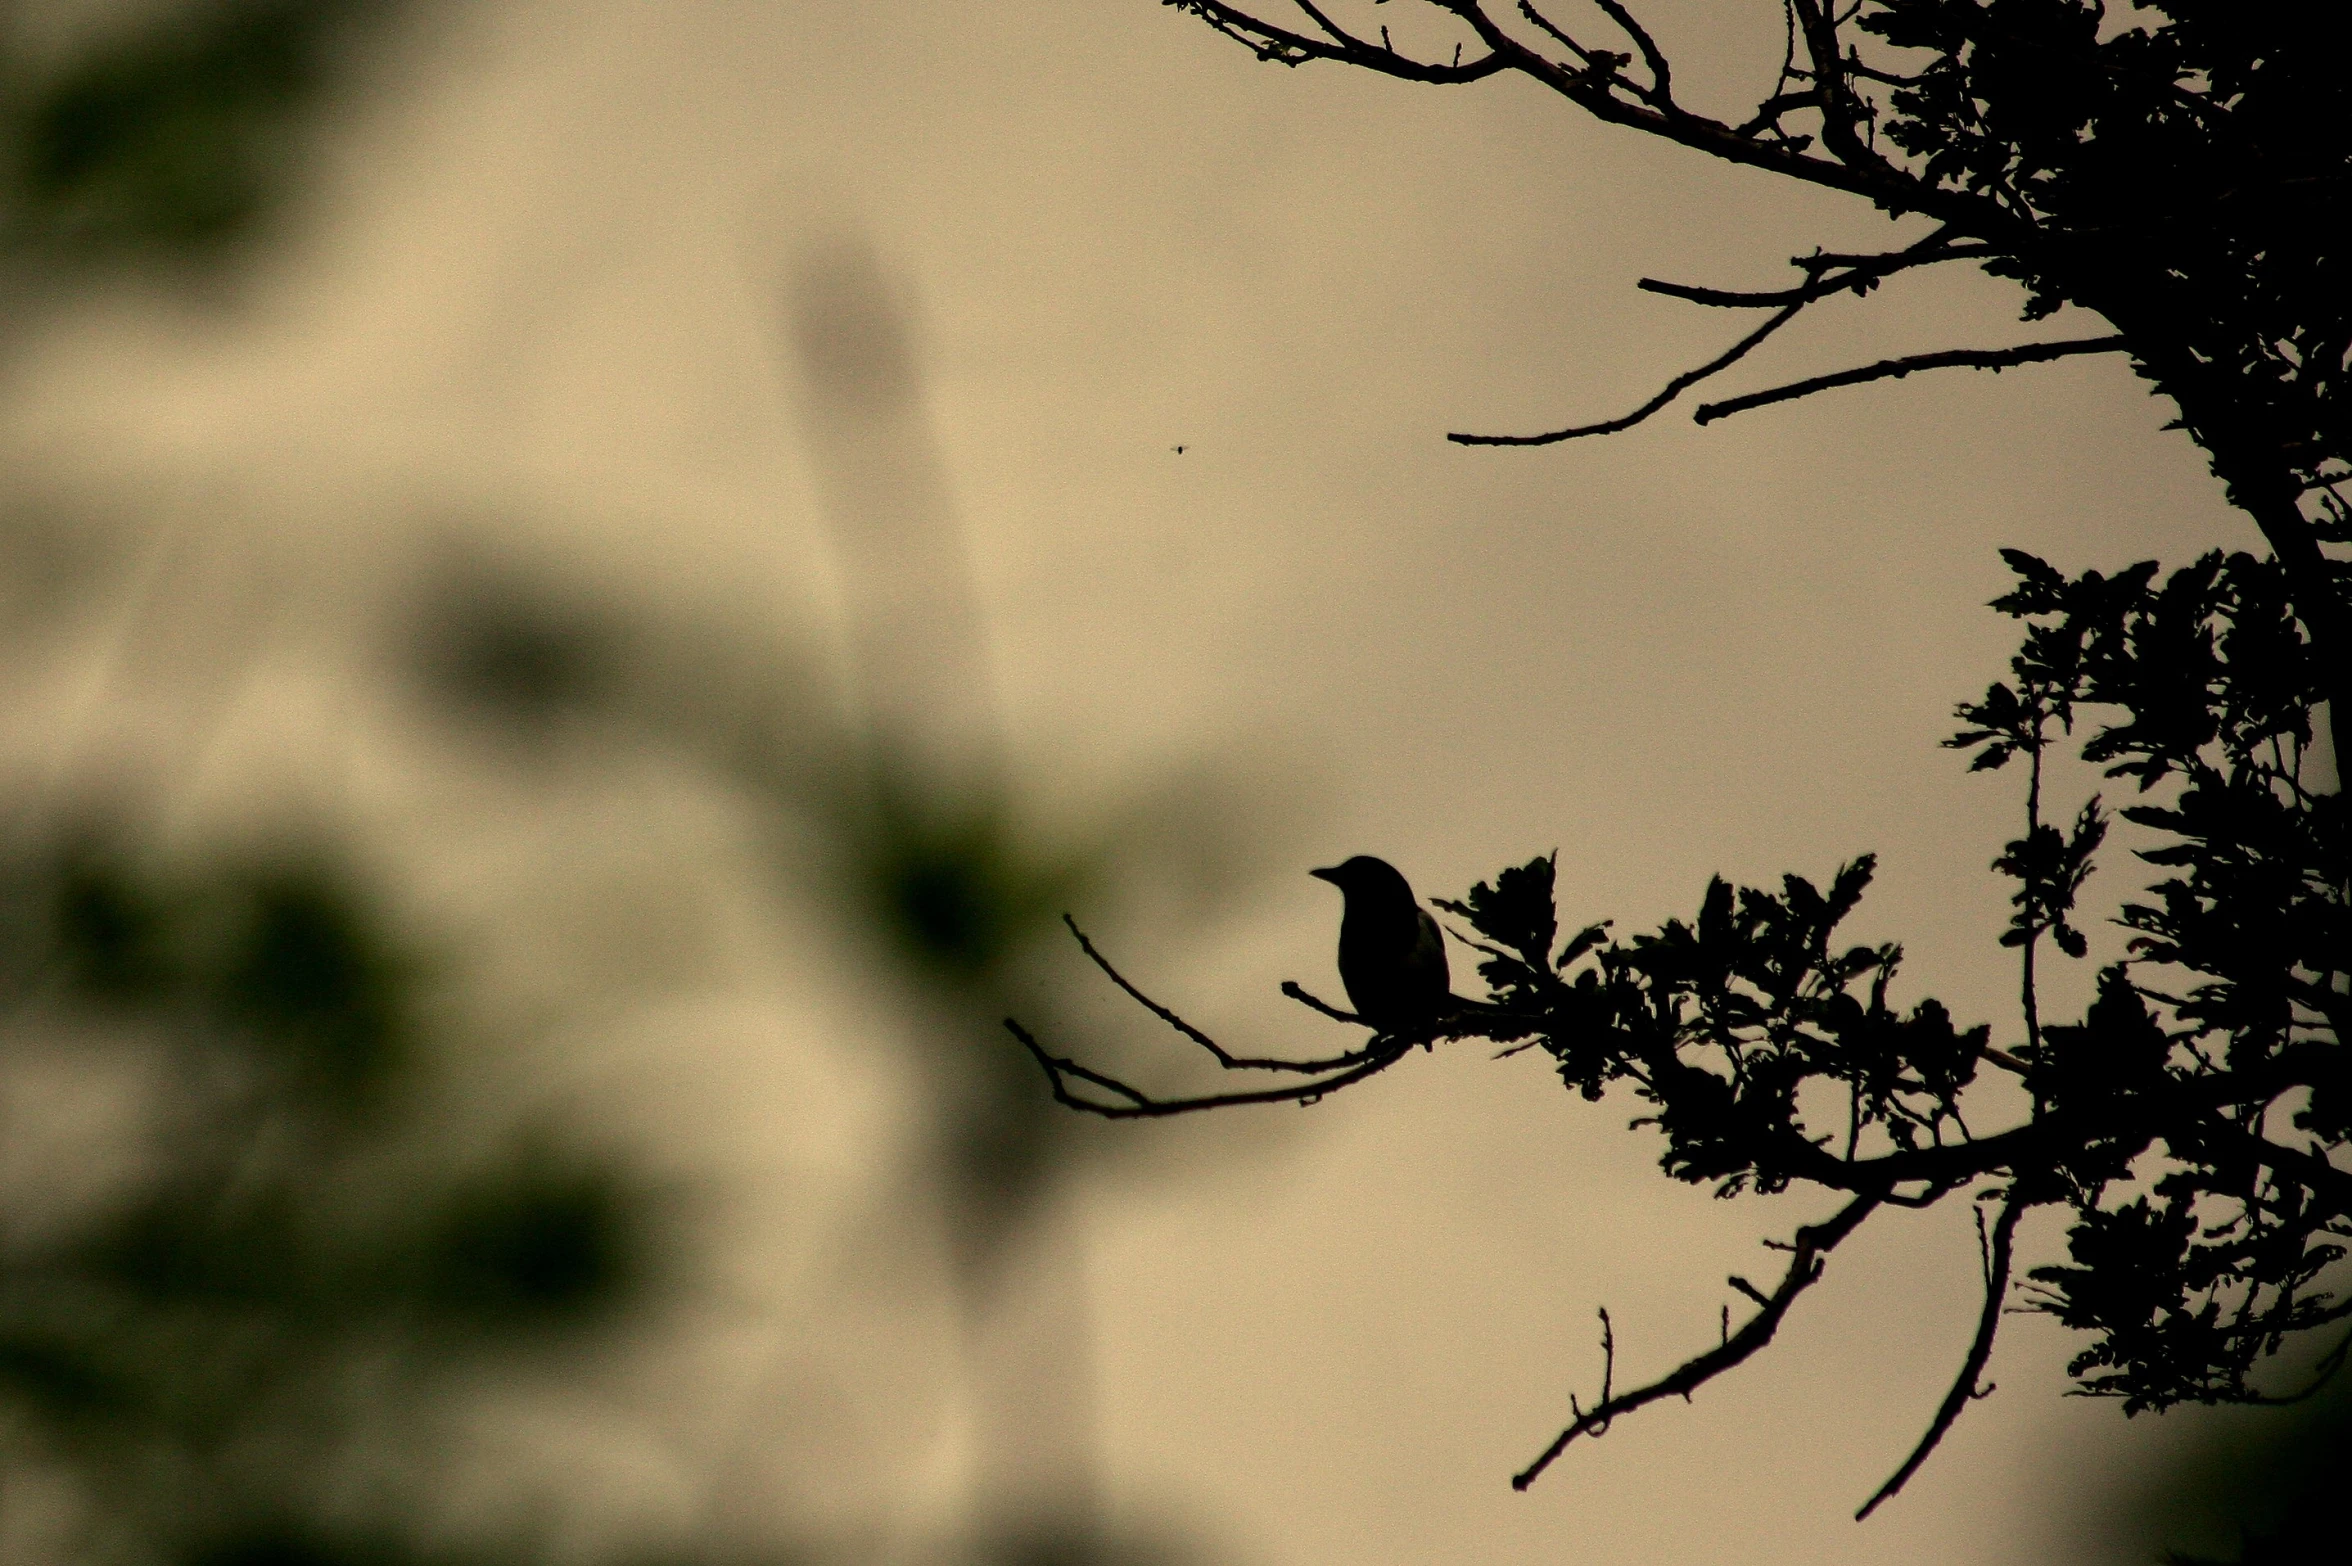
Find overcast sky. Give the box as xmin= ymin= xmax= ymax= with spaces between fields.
xmin=0 ymin=3 xmax=2275 ymax=1564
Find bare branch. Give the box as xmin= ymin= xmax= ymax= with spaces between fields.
xmin=1855 ymin=1187 xmax=2028 ymax=1519
xmin=1281 ymin=979 xmax=1359 ymax=1023
xmin=1453 ymin=229 xmax=2009 ymax=445
xmin=1515 ymin=2 xmax=1595 ymax=68
xmin=1288 ymin=0 xmax=1356 ymax=48
xmin=1064 ymin=914 xmax=1370 ymax=1072
xmin=2194 ymin=1117 xmax=2352 ymax=1223
xmin=1588 ymin=0 xmax=1673 ymax=105
xmin=1451 ymin=300 xmax=1808 ymax=446
xmin=1180 ymin=0 xmax=2013 ymax=232
xmin=1518 ymin=0 xmax=1670 ymax=109
xmin=1640 ymin=242 xmax=1994 ymax=308
xmin=1691 ymin=337 xmax=2130 ymax=425
xmin=1170 ymin=0 xmax=1507 ymax=83
xmin=1512 ymin=1191 xmax=1882 ymax=1489
xmin=1787 ymin=0 xmax=1902 ymax=185
xmin=1733 ymin=89 xmax=1819 ymax=140
xmin=1980 ymin=1044 xmax=2030 ymax=1076
xmin=1007 ymin=1017 xmax=1409 ymax=1118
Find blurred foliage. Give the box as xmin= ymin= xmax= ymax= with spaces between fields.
xmin=0 ymin=3 xmax=706 ymax=1557
xmin=0 ymin=0 xmax=403 ymax=279
xmin=839 ymin=769 xmax=1126 ymax=1270
xmin=0 ymin=824 xmax=661 ymax=1563
xmin=0 ymin=2 xmax=1238 ymax=1553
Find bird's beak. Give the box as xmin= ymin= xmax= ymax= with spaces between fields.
xmin=1309 ymin=865 xmax=1341 ymax=885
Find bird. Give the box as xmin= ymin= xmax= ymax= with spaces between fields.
xmin=1309 ymin=855 xmax=1452 ymax=1032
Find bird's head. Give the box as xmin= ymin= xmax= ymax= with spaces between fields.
xmin=1310 ymin=855 xmax=1417 ymax=907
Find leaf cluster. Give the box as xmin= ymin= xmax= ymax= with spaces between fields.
xmin=1853 ymin=0 xmax=2352 ymax=485
xmin=1441 ymin=853 xmax=1986 ymax=1193
xmin=1430 ymin=545 xmax=2347 ymax=1434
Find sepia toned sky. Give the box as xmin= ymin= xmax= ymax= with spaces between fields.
xmin=0 ymin=2 xmax=2278 ymax=1563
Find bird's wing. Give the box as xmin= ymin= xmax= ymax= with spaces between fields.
xmin=1414 ymin=907 xmax=1451 ymax=995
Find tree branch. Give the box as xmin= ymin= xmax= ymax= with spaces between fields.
xmin=1786 ymin=0 xmax=1904 ymax=189
xmin=1176 ymin=0 xmax=2025 ymax=250
xmin=1168 ymin=0 xmax=1506 ymax=82
xmin=1007 ymin=1016 xmax=1408 ymax=1118
xmin=1062 ymin=914 xmax=1373 ymax=1072
xmin=1690 ymin=337 xmax=2130 ymax=425
xmin=1854 ymin=1187 xmax=2028 ymax=1519
xmin=1639 ymin=242 xmax=1994 ymax=309
xmin=1451 ymin=299 xmax=1809 ymax=446
xmin=1584 ymin=0 xmax=1672 ymax=106
xmin=1454 ymin=232 xmax=1999 ymax=444
xmin=1511 ymin=1190 xmax=1882 ymax=1489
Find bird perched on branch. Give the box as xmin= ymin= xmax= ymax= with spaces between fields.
xmin=1310 ymin=856 xmax=1452 ymax=1032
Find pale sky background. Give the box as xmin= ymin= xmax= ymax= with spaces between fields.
xmin=0 ymin=2 xmax=2281 ymax=1563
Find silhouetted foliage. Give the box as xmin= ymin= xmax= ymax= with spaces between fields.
xmin=1021 ymin=0 xmax=2350 ymax=1529
xmin=1159 ymin=0 xmax=2348 ymax=751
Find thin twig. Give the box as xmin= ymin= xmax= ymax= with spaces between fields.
xmin=1064 ymin=915 xmax=1365 ymax=1072
xmin=1513 ymin=1190 xmax=1882 ymax=1489
xmin=1733 ymin=88 xmax=1818 ymax=138
xmin=1171 ymin=0 xmax=1506 ymax=82
xmin=1691 ymin=336 xmax=2128 ymax=424
xmin=1640 ymin=242 xmax=1992 ymax=308
xmin=1854 ymin=1187 xmax=2027 ymax=1518
xmin=1588 ymin=0 xmax=1673 ymax=104
xmin=1454 ymin=231 xmax=1997 ymax=445
xmin=1517 ymin=1 xmax=1600 ymax=72
xmin=1452 ymin=300 xmax=1808 ymax=446
xmin=1007 ymin=1017 xmax=1405 ymax=1119
xmin=1281 ymin=979 xmax=1359 ymax=1024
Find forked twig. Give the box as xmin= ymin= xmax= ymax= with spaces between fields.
xmin=1063 ymin=914 xmax=1369 ymax=1073
xmin=1450 ymin=233 xmax=1983 ymax=446
xmin=1854 ymin=1186 xmax=2028 ymax=1519
xmin=1008 ymin=1017 xmax=1406 ymax=1118
xmin=1451 ymin=299 xmax=1809 ymax=446
xmin=1007 ymin=916 xmax=1424 ymax=1118
xmin=1513 ymin=1190 xmax=1882 ymax=1489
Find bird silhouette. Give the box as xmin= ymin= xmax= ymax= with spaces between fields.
xmin=1310 ymin=856 xmax=1452 ymax=1031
